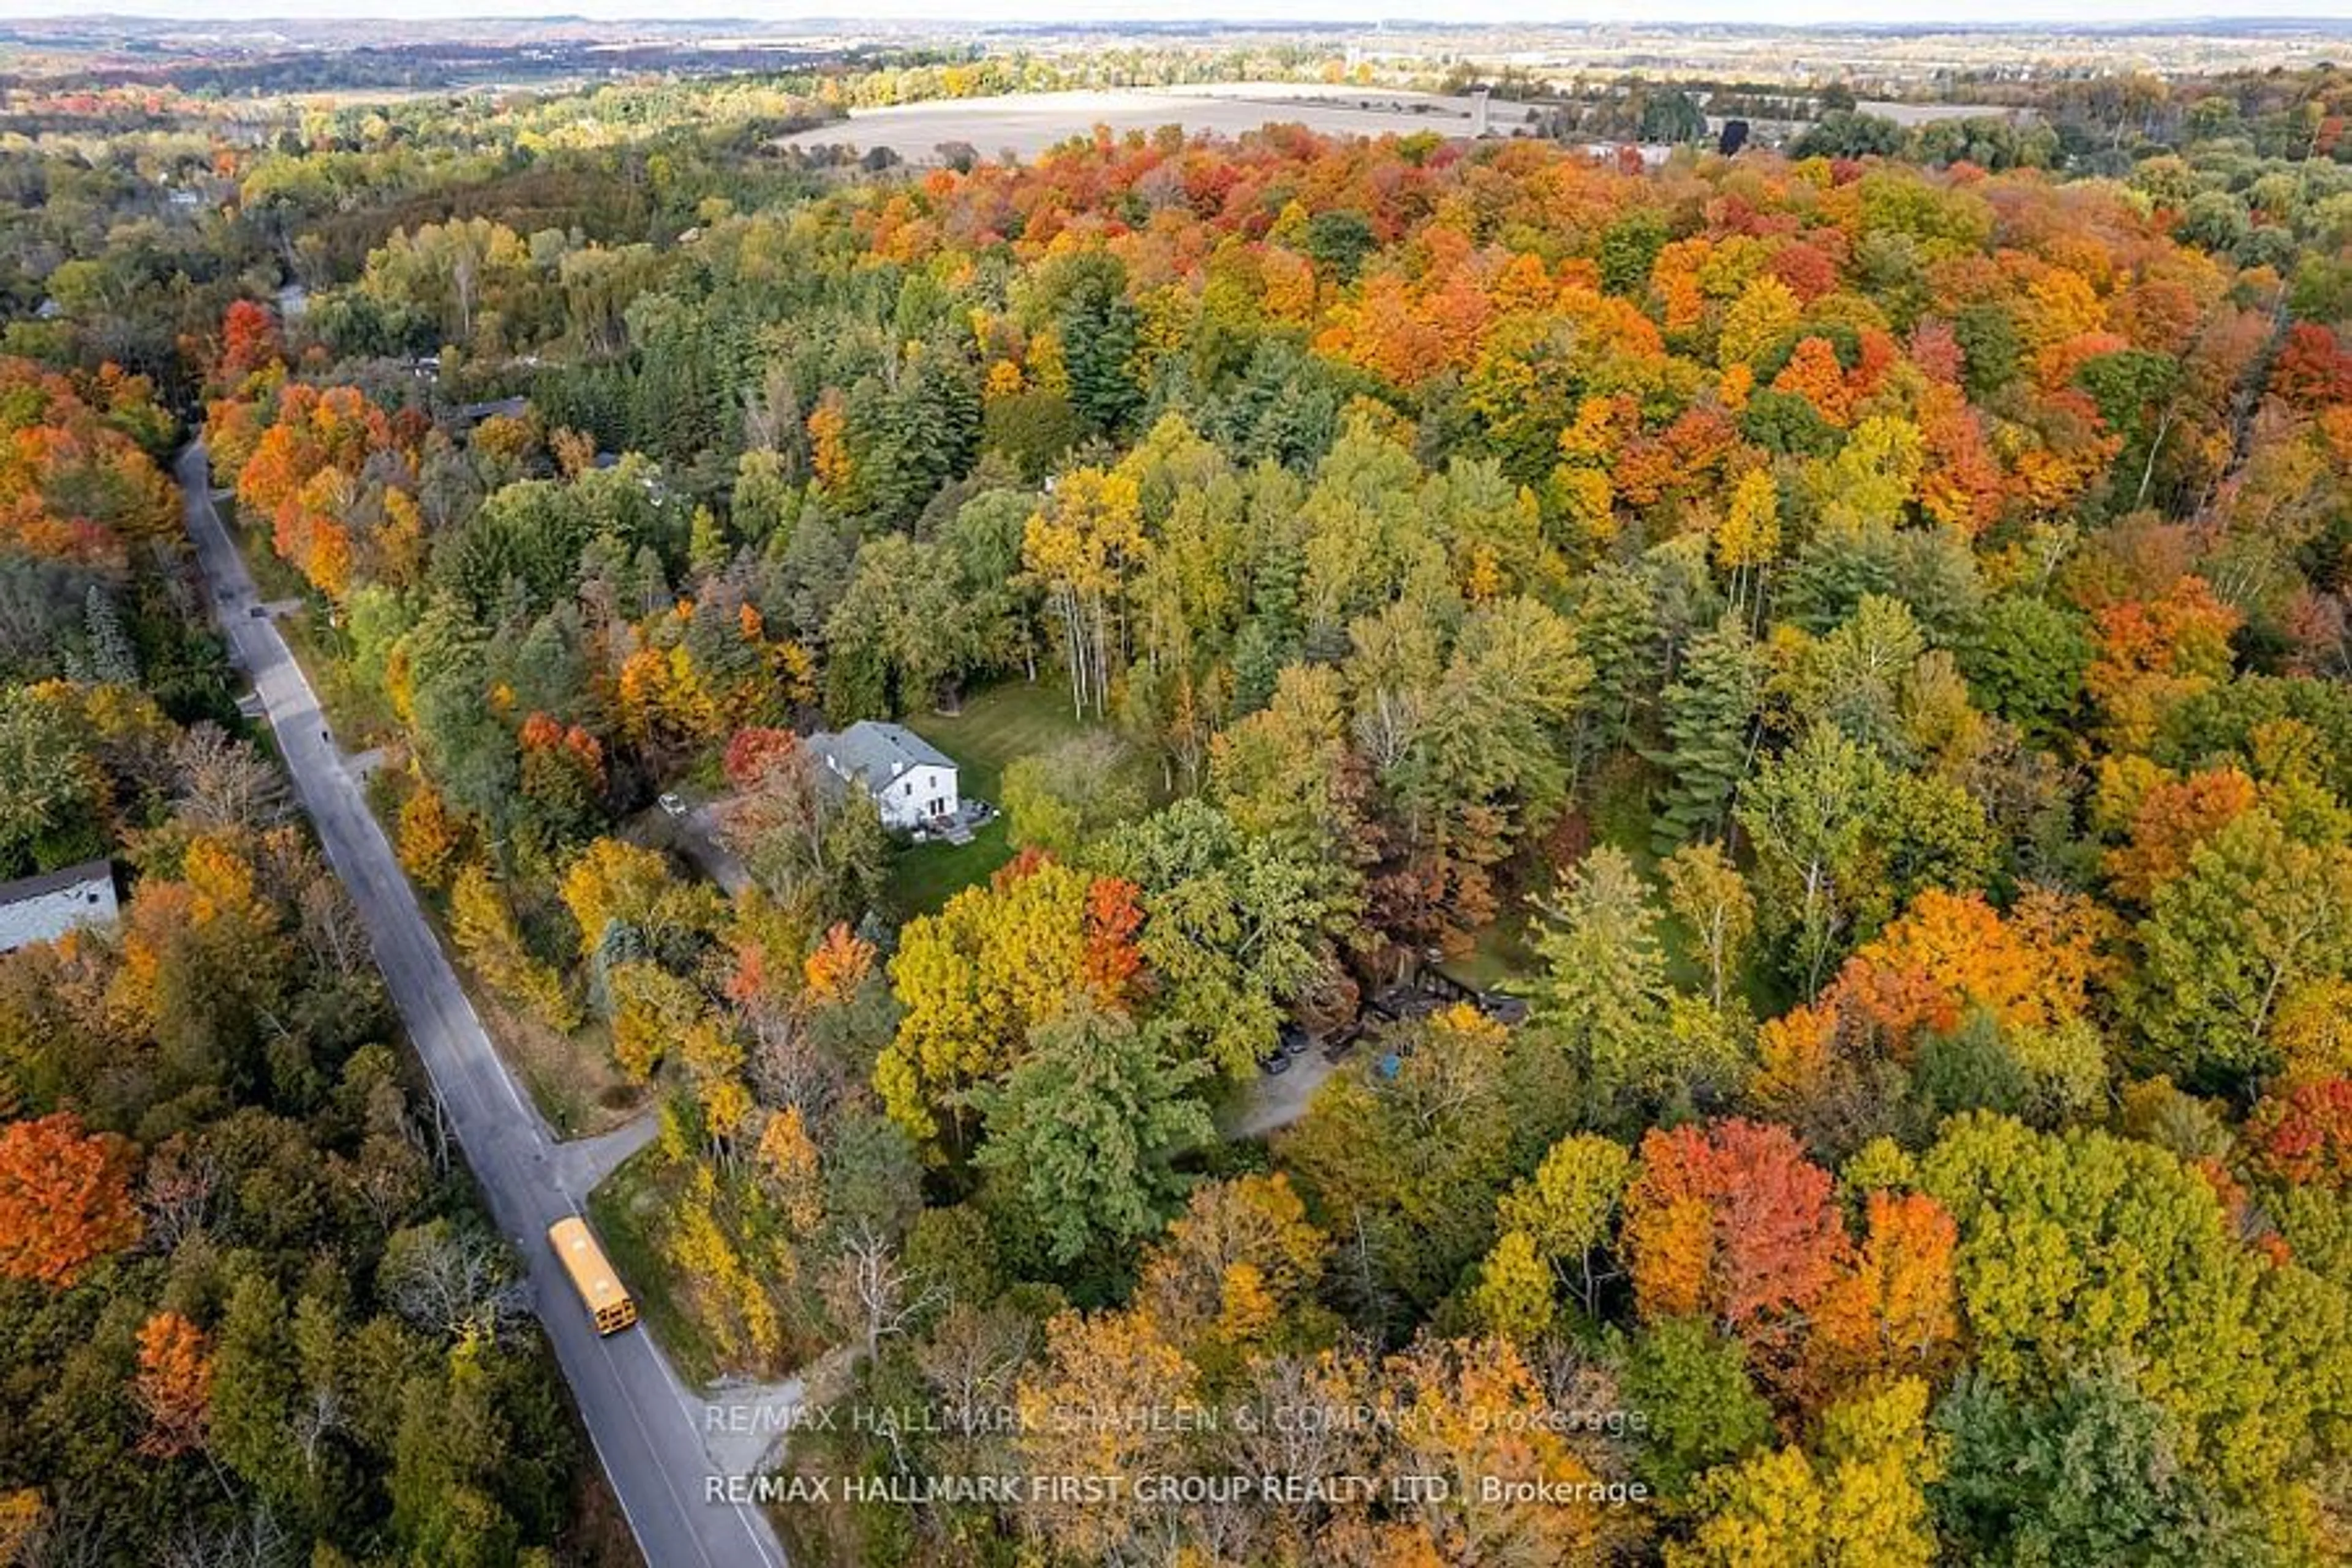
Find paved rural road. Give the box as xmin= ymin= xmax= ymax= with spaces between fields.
xmin=179 ymin=444 xmax=789 ymax=1568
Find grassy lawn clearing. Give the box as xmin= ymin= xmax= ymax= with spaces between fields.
xmin=887 ymin=678 xmax=1092 ymax=916
xmin=1443 ymin=909 xmax=1541 ymax=992
xmin=887 ymin=815 xmax=1013 ymax=916
xmin=905 ymin=677 xmax=1087 ymax=798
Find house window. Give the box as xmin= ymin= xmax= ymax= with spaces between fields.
xmin=902 ymin=782 xmax=913 ymax=797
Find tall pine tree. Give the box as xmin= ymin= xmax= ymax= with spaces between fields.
xmin=1650 ymin=617 xmax=1763 ymax=851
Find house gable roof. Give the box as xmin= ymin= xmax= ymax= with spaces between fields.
xmin=0 ymin=858 xmax=118 ymax=953
xmin=806 ymin=721 xmax=956 ymax=797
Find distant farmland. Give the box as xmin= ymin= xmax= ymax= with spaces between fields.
xmin=772 ymin=80 xmax=2032 ymax=167
xmin=775 ymin=82 xmax=1541 ymax=164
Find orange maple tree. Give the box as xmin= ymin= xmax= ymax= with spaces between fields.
xmin=1770 ymin=335 xmax=1855 ymax=428
xmin=2103 ymin=766 xmax=2260 ymax=904
xmin=2247 ymin=1079 xmax=2352 ymax=1189
xmin=1830 ymin=887 xmax=2101 ymax=1050
xmin=133 ymin=1310 xmax=214 ymax=1458
xmin=1081 ymin=875 xmax=1147 ymax=1003
xmin=803 ymin=922 xmax=877 ymax=1007
xmin=2084 ymin=574 xmax=2241 ymax=748
xmin=1801 ymin=1190 xmax=1961 ymax=1399
xmin=217 ymin=299 xmax=283 ymax=390
xmin=2269 ymin=322 xmax=2352 ymax=410
xmin=0 ymin=1112 xmax=141 ymax=1286
xmin=1619 ymin=1118 xmax=1845 ymax=1352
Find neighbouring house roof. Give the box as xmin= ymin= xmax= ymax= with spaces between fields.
xmin=0 ymin=859 xmax=119 ymax=954
xmin=806 ymin=721 xmax=956 ymax=799
xmin=456 ymin=395 xmax=529 ymax=424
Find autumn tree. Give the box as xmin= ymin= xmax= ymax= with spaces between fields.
xmin=606 ymin=960 xmax=704 ymax=1082
xmin=1620 ymin=1119 xmax=1846 ymax=1365
xmin=1023 ymin=465 xmax=1146 ymax=720
xmin=802 ymin=922 xmax=876 ymax=1009
xmin=514 ymin=712 xmax=605 ymax=852
xmin=2246 ymin=1079 xmax=2352 ymax=1189
xmin=1496 ymin=1131 xmax=1634 ymax=1317
xmin=1529 ymin=846 xmax=1735 ymax=1129
xmin=559 ymin=835 xmax=701 ymax=960
xmin=1800 ymin=1190 xmax=1961 ymax=1401
xmin=1831 ymin=886 xmax=2100 ymax=1054
xmin=1920 ymin=1113 xmax=2352 ymax=1504
xmin=2101 ymin=765 xmax=2258 ymax=906
xmin=1279 ymin=1005 xmax=1523 ymax=1321
xmin=1013 ymin=1306 xmax=1199 ymax=1562
xmin=1662 ymin=841 xmax=1756 ymax=1016
xmin=394 ymin=782 xmax=467 ymax=891
xmin=1001 ymin=731 xmax=1146 ymax=861
xmin=0 ymin=1491 xmax=42 ymax=1564
xmin=876 ymin=855 xmax=1137 ymax=1154
xmin=217 ymin=300 xmax=285 ymax=391
xmin=1349 ymin=1336 xmax=1610 ymax=1567
xmin=2084 ymin=575 xmax=2239 ymax=753
xmin=1671 ymin=1378 xmax=1948 ymax=1568
xmin=717 ymin=726 xmax=884 ymax=921
xmin=1136 ymin=1171 xmax=1330 ymax=1370
xmin=2124 ymin=809 xmax=2352 ymax=1089
xmin=450 ymin=861 xmax=576 ymax=1030
xmin=133 ymin=1311 xmax=214 ymax=1460
xmin=1621 ymin=1315 xmax=1776 ymax=1501
xmin=0 ymin=1112 xmax=140 ymax=1285
xmin=1470 ymin=1229 xmax=1558 ymax=1343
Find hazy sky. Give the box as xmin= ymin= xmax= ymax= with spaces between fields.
xmin=10 ymin=0 xmax=2352 ymax=23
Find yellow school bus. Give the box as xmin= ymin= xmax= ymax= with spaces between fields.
xmin=549 ymin=1216 xmax=637 ymax=1335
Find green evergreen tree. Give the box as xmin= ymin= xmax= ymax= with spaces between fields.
xmin=1058 ymin=258 xmax=1144 ymax=439
xmin=972 ymin=1000 xmax=1214 ymax=1268
xmin=1649 ymin=617 xmax=1763 ymax=851
xmin=209 ymin=1273 xmax=303 ymax=1513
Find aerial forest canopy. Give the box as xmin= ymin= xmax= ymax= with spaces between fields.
xmin=6 ymin=50 xmax=2352 ymax=1568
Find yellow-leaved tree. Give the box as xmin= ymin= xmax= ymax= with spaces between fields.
xmin=1670 ymin=1378 xmax=1947 ymax=1568
xmin=450 ymin=860 xmax=578 ymax=1030
xmin=874 ymin=856 xmax=1134 ymax=1155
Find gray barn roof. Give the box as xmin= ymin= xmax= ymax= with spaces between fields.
xmin=806 ymin=721 xmax=956 ymax=797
